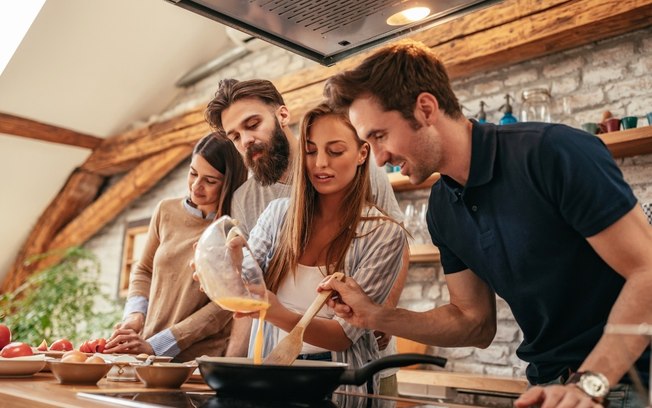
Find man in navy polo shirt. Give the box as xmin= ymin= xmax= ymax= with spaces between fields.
xmin=321 ymin=40 xmax=652 ymax=408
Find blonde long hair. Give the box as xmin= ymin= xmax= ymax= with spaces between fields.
xmin=265 ymin=103 xmax=375 ymax=293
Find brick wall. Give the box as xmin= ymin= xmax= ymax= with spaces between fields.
xmin=85 ymin=27 xmax=652 ymax=379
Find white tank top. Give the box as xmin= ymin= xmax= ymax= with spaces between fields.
xmin=276 ymin=264 xmax=335 ymax=354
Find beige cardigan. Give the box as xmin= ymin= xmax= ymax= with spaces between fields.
xmin=128 ymin=198 xmax=232 ymax=362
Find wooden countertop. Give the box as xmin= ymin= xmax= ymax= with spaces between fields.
xmin=0 ymin=372 xmax=211 ymax=408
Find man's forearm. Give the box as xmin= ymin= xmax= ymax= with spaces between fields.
xmin=225 ymin=317 xmax=253 ymax=357
xmin=371 ymin=303 xmax=496 ymax=348
xmin=579 ymin=273 xmax=652 ymax=385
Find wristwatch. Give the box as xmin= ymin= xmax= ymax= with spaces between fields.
xmin=566 ymin=371 xmax=610 ymax=401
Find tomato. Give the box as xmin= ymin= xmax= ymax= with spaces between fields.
xmin=50 ymin=338 xmax=73 ymax=351
xmin=78 ymin=338 xmax=107 ymax=353
xmin=78 ymin=340 xmax=92 ymax=353
xmin=0 ymin=324 xmax=10 ymax=349
xmin=37 ymin=339 xmax=48 ymax=351
xmin=1 ymin=342 xmax=33 ymax=358
xmin=96 ymin=338 xmax=106 ymax=353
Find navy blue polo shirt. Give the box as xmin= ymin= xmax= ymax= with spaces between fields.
xmin=426 ymin=121 xmax=648 ymax=384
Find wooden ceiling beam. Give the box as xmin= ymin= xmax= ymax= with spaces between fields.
xmin=80 ymin=110 xmax=208 ymax=176
xmin=0 ymin=112 xmax=102 ymax=149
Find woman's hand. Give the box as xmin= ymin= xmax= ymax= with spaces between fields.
xmin=104 ymin=328 xmax=154 ymax=355
xmin=113 ymin=312 xmax=145 ymax=332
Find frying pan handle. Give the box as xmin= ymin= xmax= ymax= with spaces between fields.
xmin=339 ymin=353 xmax=447 ymax=385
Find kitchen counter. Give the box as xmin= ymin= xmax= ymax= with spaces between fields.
xmin=0 ymin=371 xmax=513 ymax=408
xmin=0 ymin=372 xmax=210 ymax=408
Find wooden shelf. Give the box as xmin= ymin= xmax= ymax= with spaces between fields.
xmin=599 ymin=125 xmax=652 ymax=158
xmin=409 ymin=243 xmax=440 ymax=263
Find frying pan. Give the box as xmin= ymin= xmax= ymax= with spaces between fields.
xmin=197 ymin=353 xmax=447 ymax=401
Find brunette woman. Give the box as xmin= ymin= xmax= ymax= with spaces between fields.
xmin=106 ymin=133 xmax=247 ymax=362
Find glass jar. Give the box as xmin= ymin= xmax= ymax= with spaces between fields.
xmin=520 ymin=88 xmax=552 ymax=122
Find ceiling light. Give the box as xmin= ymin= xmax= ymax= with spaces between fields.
xmin=387 ymin=7 xmax=431 ymax=26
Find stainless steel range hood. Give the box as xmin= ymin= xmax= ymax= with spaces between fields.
xmin=166 ymin=0 xmax=501 ymax=66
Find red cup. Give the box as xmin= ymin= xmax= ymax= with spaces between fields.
xmin=602 ymin=117 xmax=621 ymax=133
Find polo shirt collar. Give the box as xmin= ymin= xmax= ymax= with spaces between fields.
xmin=466 ymin=121 xmax=497 ymax=188
xmin=441 ymin=121 xmax=497 ymax=201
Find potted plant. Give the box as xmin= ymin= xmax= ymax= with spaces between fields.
xmin=0 ymin=247 xmax=122 ymax=346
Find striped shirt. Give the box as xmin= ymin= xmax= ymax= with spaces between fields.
xmin=243 ymin=198 xmax=407 ymax=394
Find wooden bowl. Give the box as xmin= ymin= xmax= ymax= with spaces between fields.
xmin=135 ymin=363 xmax=194 ymax=388
xmin=48 ymin=360 xmax=113 ymax=385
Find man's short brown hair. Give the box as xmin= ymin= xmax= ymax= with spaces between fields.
xmin=206 ymin=78 xmax=286 ymax=131
xmin=324 ymin=40 xmax=463 ymax=127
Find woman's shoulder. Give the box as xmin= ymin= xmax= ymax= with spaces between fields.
xmin=157 ymin=197 xmax=185 ymax=212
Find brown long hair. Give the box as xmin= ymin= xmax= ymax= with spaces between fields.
xmin=264 ymin=103 xmax=375 ymax=293
xmin=193 ymin=133 xmax=248 ymax=218
xmin=324 ymin=40 xmax=463 ymax=128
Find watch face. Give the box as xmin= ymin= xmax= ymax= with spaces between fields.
xmin=579 ymin=374 xmax=609 ymax=398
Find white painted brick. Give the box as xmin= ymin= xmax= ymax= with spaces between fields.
xmin=450 ymin=362 xmax=485 ymax=374
xmin=620 ymin=164 xmax=652 ymax=186
xmin=550 ymin=74 xmax=580 ymax=95
xmin=474 ymin=345 xmax=510 ymax=364
xmin=400 ymin=299 xmax=437 ymax=312
xmin=625 ymin=96 xmax=652 ymax=118
xmin=484 ymin=365 xmax=516 ymax=377
xmin=504 ymin=69 xmax=539 ymax=87
xmin=400 ymin=283 xmax=424 ymax=300
xmin=425 ymin=283 xmax=441 ymax=299
xmin=438 ymin=347 xmax=474 ymax=359
xmin=542 ymin=57 xmax=584 ymax=78
xmin=565 ymin=88 xmax=606 ymax=110
xmin=474 ymin=80 xmax=504 ymax=95
xmin=407 ymin=265 xmax=437 ymax=283
xmin=590 ymin=43 xmax=635 ymax=66
xmin=583 ymin=65 xmax=626 ymax=87
xmin=632 ymin=55 xmax=652 ymax=77
xmin=494 ymin=322 xmax=520 ymax=342
xmin=605 ymin=76 xmax=652 ymax=101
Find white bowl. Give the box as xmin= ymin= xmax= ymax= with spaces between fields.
xmin=0 ymin=355 xmax=46 ymax=377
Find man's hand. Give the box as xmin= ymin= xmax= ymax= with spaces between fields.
xmin=104 ymin=328 xmax=154 ymax=355
xmin=113 ymin=312 xmax=145 ymax=333
xmin=318 ymin=276 xmax=381 ymax=329
xmin=515 ymin=384 xmax=606 ymax=408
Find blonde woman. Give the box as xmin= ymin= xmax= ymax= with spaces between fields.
xmin=235 ymin=103 xmax=407 ymax=393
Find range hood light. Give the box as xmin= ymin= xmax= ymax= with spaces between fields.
xmin=386 ymin=7 xmax=431 ymax=26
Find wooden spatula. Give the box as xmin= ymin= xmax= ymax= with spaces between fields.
xmin=263 ymin=272 xmax=345 ymax=365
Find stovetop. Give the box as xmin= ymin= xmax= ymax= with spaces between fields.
xmin=77 ymin=391 xmax=444 ymax=408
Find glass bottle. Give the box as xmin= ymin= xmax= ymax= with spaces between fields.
xmin=520 ymin=88 xmax=552 ymax=122
xmin=499 ymin=94 xmax=518 ymax=125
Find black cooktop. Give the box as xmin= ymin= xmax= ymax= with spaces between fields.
xmin=77 ymin=391 xmax=446 ymax=408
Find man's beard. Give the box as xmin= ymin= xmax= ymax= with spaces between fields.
xmin=246 ymin=119 xmax=290 ymax=186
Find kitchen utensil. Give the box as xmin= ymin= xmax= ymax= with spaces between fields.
xmin=194 ymin=215 xmax=269 ymax=312
xmin=197 ymin=353 xmax=447 ymax=401
xmin=263 ymin=272 xmax=345 ymax=365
